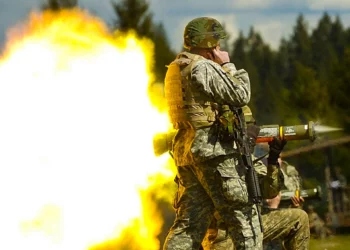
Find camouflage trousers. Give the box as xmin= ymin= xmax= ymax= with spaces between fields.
xmin=163 ymin=155 xmax=263 ymax=250
xmin=202 ymin=207 xmax=310 ymax=250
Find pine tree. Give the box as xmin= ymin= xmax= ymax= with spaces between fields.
xmin=226 ymin=11 xmax=350 ymax=201
xmin=111 ymin=0 xmax=175 ymax=82
xmin=231 ymin=31 xmax=260 ymax=115
xmin=311 ymin=13 xmax=337 ymax=81
xmin=231 ymin=31 xmax=247 ymax=68
xmin=246 ymin=28 xmax=278 ymax=123
xmin=275 ymin=38 xmax=293 ymax=118
xmin=220 ymin=23 xmax=232 ymax=54
xmin=111 ymin=0 xmax=153 ymax=38
xmin=41 ymin=0 xmax=77 ymax=10
xmin=330 ymin=16 xmax=347 ymax=59
xmin=289 ymin=62 xmax=329 ymax=122
xmin=289 ymin=14 xmax=312 ymax=67
xmin=232 ymin=28 xmax=281 ymax=124
xmin=275 ymin=38 xmax=292 ymax=86
xmin=330 ymin=47 xmax=350 ymax=132
xmin=152 ymin=23 xmax=176 ymax=82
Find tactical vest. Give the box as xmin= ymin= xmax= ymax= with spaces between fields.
xmin=164 ymin=52 xmax=217 ymax=129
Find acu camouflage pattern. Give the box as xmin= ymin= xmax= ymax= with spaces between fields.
xmin=262 ymin=208 xmax=310 ymax=250
xmin=163 ymin=50 xmax=261 ymax=249
xmin=202 ymin=208 xmax=310 ymax=250
xmin=202 ymin=163 xmax=310 ymax=250
xmin=253 ymin=158 xmax=282 ymax=199
xmin=278 ymin=160 xmax=302 ymax=210
xmin=164 ymin=157 xmax=263 ymax=250
xmin=280 ymin=160 xmax=302 ymax=191
xmin=184 ymin=17 xmax=227 ymax=49
xmin=168 ymin=52 xmax=251 ymax=166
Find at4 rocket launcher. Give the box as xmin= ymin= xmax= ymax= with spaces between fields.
xmin=256 ymin=121 xmax=316 ymax=143
xmin=153 ymin=121 xmax=317 ymax=156
xmin=279 ymin=186 xmax=322 ymax=207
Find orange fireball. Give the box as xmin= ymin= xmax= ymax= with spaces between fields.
xmin=0 ymin=8 xmax=175 ymax=250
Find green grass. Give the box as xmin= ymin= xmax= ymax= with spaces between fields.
xmin=310 ymin=235 xmax=350 ymax=250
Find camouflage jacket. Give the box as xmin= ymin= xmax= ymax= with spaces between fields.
xmin=171 ymin=52 xmax=251 ymax=166
xmin=280 ymin=160 xmax=302 ymax=191
xmin=254 ymin=157 xmax=283 ymax=199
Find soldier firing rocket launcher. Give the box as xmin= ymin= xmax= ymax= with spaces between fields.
xmin=153 ymin=121 xmax=317 ymax=156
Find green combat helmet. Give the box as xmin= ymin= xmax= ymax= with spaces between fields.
xmin=183 ymin=17 xmax=227 ymax=49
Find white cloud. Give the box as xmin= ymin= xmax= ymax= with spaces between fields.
xmin=232 ymin=0 xmax=275 ymax=9
xmin=148 ymin=0 xmax=232 ymax=10
xmin=2 ymin=0 xmax=350 ymax=54
xmin=307 ymin=0 xmax=350 ymax=10
xmin=231 ymin=0 xmax=309 ymax=10
xmin=147 ymin=0 xmax=304 ymax=11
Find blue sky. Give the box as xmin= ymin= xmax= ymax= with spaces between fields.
xmin=1 ymin=0 xmax=350 ymax=52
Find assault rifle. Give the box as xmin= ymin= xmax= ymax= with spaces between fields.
xmin=233 ymin=108 xmax=264 ymax=232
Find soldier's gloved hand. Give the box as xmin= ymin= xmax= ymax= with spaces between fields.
xmin=246 ymin=124 xmax=260 ymax=153
xmin=267 ymin=137 xmax=287 ymax=165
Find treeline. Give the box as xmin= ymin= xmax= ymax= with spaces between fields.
xmin=232 ymin=14 xmax=349 ymax=130
xmin=42 ymin=0 xmax=350 ymax=183
xmin=230 ymin=13 xmax=350 ymax=184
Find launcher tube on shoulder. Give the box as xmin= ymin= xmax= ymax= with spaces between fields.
xmin=153 ymin=121 xmax=316 ymax=156
xmin=256 ymin=121 xmax=316 ymax=143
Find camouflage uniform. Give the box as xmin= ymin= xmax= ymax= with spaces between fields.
xmin=279 ymin=160 xmax=302 ymax=193
xmin=163 ymin=17 xmax=262 ymax=250
xmin=202 ymin=161 xmax=310 ymax=250
xmin=264 ymin=160 xmax=307 ymax=249
xmin=202 ymin=208 xmax=310 ymax=250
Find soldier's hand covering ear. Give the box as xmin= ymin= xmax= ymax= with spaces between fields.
xmin=212 ymin=47 xmax=230 ymax=65
xmin=267 ymin=137 xmax=287 ymax=165
xmin=246 ymin=124 xmax=260 ymax=153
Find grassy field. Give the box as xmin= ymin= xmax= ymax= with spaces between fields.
xmin=310 ymin=235 xmax=350 ymax=250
